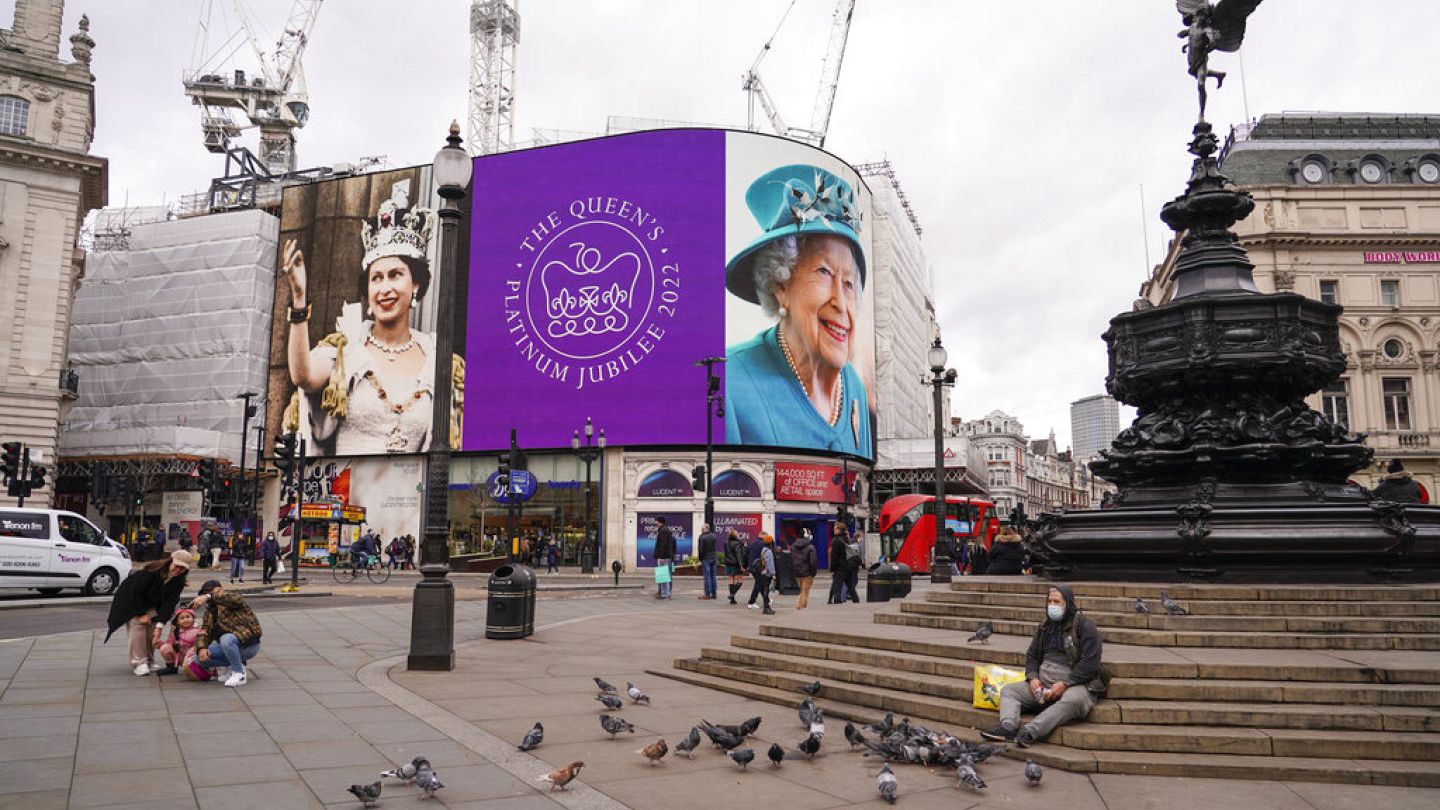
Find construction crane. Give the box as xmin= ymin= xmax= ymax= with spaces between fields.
xmin=743 ymin=0 xmax=856 ymax=148
xmin=468 ymin=0 xmax=521 ymax=156
xmin=182 ymin=1 xmax=324 ymax=176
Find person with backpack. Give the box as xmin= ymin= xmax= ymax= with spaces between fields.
xmin=722 ymin=529 xmax=746 ymax=604
xmin=840 ymin=528 xmax=862 ymax=603
xmin=827 ymin=527 xmax=849 ymax=604
xmin=791 ymin=529 xmax=818 ymax=609
xmin=746 ymin=533 xmax=776 ymax=615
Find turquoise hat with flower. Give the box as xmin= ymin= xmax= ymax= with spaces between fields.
xmin=725 ymin=164 xmax=866 ymax=305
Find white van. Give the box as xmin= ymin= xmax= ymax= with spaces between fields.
xmin=0 ymin=508 xmax=131 ymax=596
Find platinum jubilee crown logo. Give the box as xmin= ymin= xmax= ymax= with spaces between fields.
xmin=504 ymin=196 xmax=680 ymax=390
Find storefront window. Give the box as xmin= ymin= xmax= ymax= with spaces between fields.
xmin=449 ymin=452 xmax=601 ymax=563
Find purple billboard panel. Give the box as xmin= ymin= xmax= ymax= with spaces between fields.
xmin=712 ymin=469 xmax=761 ymax=499
xmin=636 ymin=511 xmax=693 ymax=568
xmin=465 ymin=130 xmax=727 ymax=451
xmin=637 ymin=469 xmax=693 ymax=498
xmin=713 ymin=513 xmax=763 ymax=544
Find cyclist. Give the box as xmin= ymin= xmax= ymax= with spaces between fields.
xmin=350 ymin=530 xmax=377 ymax=569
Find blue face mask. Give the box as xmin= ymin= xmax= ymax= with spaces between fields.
xmin=1047 ymin=604 xmax=1065 ymax=621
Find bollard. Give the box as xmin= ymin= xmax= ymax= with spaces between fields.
xmin=611 ymin=559 xmax=622 ymax=586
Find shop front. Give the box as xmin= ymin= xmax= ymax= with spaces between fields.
xmin=295 ymin=502 xmax=366 ymax=563
xmin=447 ymin=452 xmax=607 ymax=566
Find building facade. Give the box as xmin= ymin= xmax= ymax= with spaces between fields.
xmin=954 ymin=410 xmax=1028 ymax=519
xmin=1143 ymin=113 xmax=1439 ymax=498
xmin=1069 ymin=393 xmax=1120 ymax=462
xmin=0 ymin=0 xmax=106 ymax=506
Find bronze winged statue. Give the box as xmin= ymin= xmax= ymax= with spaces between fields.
xmin=1177 ymin=0 xmax=1264 ymax=120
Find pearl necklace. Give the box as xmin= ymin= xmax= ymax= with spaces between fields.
xmin=367 ymin=327 xmax=414 ymax=361
xmin=778 ymin=324 xmax=843 ymax=426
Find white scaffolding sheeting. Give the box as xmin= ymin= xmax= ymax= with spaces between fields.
xmin=61 ymin=209 xmax=278 ymax=463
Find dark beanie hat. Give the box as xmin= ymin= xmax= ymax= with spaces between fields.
xmin=1387 ymin=459 xmax=1405 ymax=474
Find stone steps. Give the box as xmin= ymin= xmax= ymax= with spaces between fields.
xmin=650 ymin=664 xmax=1440 ymax=787
xmin=941 ymin=580 xmax=1440 ymax=602
xmin=879 ymin=608 xmax=1440 ymax=650
xmin=929 ymin=588 xmax=1440 ymax=616
xmin=903 ymin=598 xmax=1440 ymax=634
xmin=1111 ymin=677 xmax=1440 ymax=708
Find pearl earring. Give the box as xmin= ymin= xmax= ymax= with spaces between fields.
xmin=778 ymin=305 xmax=789 ymax=319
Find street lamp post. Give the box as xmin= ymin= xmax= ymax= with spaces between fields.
xmin=696 ymin=356 xmax=726 ymax=527
xmin=571 ymin=417 xmax=606 ymax=574
xmin=928 ymin=337 xmax=957 ymax=584
xmin=408 ymin=121 xmax=470 ymax=671
xmin=237 ymin=392 xmax=258 ymax=531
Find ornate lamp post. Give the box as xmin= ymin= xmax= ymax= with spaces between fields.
xmin=571 ymin=417 xmax=605 ymax=574
xmin=408 ymin=122 xmax=470 ymax=671
xmin=928 ymin=337 xmax=957 ymax=584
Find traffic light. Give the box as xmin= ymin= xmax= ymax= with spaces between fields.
xmin=274 ymin=433 xmax=297 ymax=474
xmin=218 ymin=475 xmax=234 ymax=504
xmin=691 ymin=464 xmax=707 ymax=492
xmin=197 ymin=458 xmax=217 ymax=491
xmin=29 ymin=465 xmax=46 ymax=491
xmin=496 ymin=452 xmax=510 ymax=491
xmin=1 ymin=442 xmax=20 ymax=480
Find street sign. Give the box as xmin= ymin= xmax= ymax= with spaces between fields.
xmin=487 ymin=469 xmax=537 ymax=503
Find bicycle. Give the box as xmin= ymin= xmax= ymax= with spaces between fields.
xmin=331 ymin=552 xmax=392 ymax=585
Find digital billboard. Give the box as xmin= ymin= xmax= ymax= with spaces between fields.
xmin=466 ymin=129 xmax=876 ymax=459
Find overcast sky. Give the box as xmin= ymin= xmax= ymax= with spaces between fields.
xmin=59 ymin=0 xmax=1436 ymax=450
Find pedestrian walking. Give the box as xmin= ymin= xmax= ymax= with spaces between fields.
xmin=177 ymin=525 xmax=193 ymax=552
xmin=152 ymin=527 xmax=167 ymax=559
xmin=259 ymin=532 xmax=281 ymax=584
xmin=104 ymin=549 xmax=193 ymax=675
xmin=546 ymin=538 xmax=559 ymax=573
xmin=791 ymin=529 xmax=817 ymax=609
xmin=842 ymin=529 xmax=862 ymax=603
xmin=746 ymin=534 xmax=776 ymax=614
xmin=827 ymin=527 xmax=848 ymax=604
xmin=696 ymin=523 xmax=718 ymax=599
xmin=190 ymin=580 xmax=263 ymax=688
xmin=207 ymin=526 xmax=222 ymax=570
xmin=403 ymin=535 xmax=416 ymax=569
xmin=723 ymin=530 xmax=746 ymax=604
xmin=653 ymin=516 xmax=675 ymax=599
xmin=228 ymin=534 xmax=247 ymax=583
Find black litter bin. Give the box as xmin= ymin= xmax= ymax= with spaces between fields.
xmin=487 ymin=564 xmax=537 ymax=639
xmin=889 ymin=563 xmax=913 ymax=598
xmin=865 ymin=563 xmax=893 ymax=603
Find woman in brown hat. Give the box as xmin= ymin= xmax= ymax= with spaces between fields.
xmin=104 ymin=549 xmax=193 ymax=675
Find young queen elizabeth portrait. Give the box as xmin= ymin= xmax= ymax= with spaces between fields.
xmin=724 ymin=164 xmax=871 ymax=456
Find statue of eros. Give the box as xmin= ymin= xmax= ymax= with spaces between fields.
xmin=1177 ymin=0 xmax=1264 ymax=120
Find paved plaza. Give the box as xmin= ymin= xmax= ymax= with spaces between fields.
xmin=0 ymin=577 xmax=1437 ymax=809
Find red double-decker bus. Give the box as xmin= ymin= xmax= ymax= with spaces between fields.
xmin=876 ymin=494 xmax=999 ymax=574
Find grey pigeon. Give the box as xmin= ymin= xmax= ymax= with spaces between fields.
xmin=729 ymin=748 xmax=755 ymax=769
xmin=675 ymin=726 xmax=702 ymax=758
xmin=626 ymin=681 xmax=651 ymax=705
xmin=844 ymin=721 xmax=865 ymax=749
xmin=594 ymin=677 xmax=618 ymax=693
xmin=518 ymin=721 xmax=544 ymax=751
xmin=415 ymin=767 xmax=444 ymax=799
xmin=701 ymin=718 xmax=753 ymax=738
xmin=379 ymin=756 xmax=431 ymax=782
xmin=1026 ymin=758 xmax=1044 ymax=786
xmin=1134 ymin=597 xmax=1151 ymax=615
xmin=1159 ymin=590 xmax=1189 ymax=615
xmin=867 ymin=712 xmax=895 ymax=735
xmin=800 ymin=680 xmax=822 ymax=696
xmin=595 ymin=693 xmax=623 ymax=711
xmin=698 ymin=722 xmax=743 ymax=750
xmin=346 ymin=781 xmax=382 ymax=808
xmin=967 ymin=621 xmax=994 ymax=644
xmin=877 ymin=764 xmax=897 ymax=804
xmin=956 ymin=762 xmax=986 ymax=791
xmin=739 ymin=716 xmax=763 ymax=736
xmin=767 ymin=742 xmax=785 ymax=766
xmin=797 ymin=732 xmax=822 ymax=758
xmin=809 ymin=708 xmax=826 ymax=737
xmin=599 ymin=714 xmax=635 ymax=737
xmin=798 ymin=697 xmax=816 ymax=728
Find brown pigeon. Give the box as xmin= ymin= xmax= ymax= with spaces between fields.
xmin=636 ymin=738 xmax=669 ymax=765
xmin=537 ymin=761 xmax=585 ymax=791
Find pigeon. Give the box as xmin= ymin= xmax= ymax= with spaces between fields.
xmin=877 ymin=764 xmax=897 ymax=804
xmin=728 ymin=748 xmax=755 ymax=769
xmin=968 ymin=621 xmax=994 ymax=644
xmin=1025 ymin=759 xmax=1044 ymax=786
xmin=1160 ymin=590 xmax=1189 ymax=615
xmin=595 ymin=693 xmax=623 ymax=711
xmin=844 ymin=721 xmax=866 ymax=749
xmin=599 ymin=714 xmax=635 ymax=737
xmin=379 ymin=756 xmax=431 ymax=782
xmin=797 ymin=732 xmax=822 ymax=758
xmin=701 ymin=718 xmax=755 ymax=739
xmin=956 ymin=762 xmax=987 ymax=791
xmin=537 ymin=761 xmax=584 ymax=792
xmin=767 ymin=742 xmax=786 ymax=766
xmin=415 ymin=766 xmax=444 ymax=799
xmin=346 ymin=781 xmax=382 ymax=808
xmin=867 ymin=712 xmax=896 ymax=735
xmin=594 ymin=677 xmax=618 ymax=694
xmin=809 ymin=708 xmax=826 ymax=738
xmin=800 ymin=680 xmax=822 ymax=696
xmin=739 ymin=716 xmax=763 ymax=737
xmin=675 ymin=726 xmax=702 ymax=758
xmin=626 ymin=681 xmax=651 ymax=705
xmin=636 ymin=737 xmax=668 ymax=765
xmin=1134 ymin=597 xmax=1151 ymax=615
xmin=518 ymin=722 xmax=544 ymax=751
xmin=798 ymin=697 xmax=816 ymax=728
xmin=698 ymin=722 xmax=744 ymax=750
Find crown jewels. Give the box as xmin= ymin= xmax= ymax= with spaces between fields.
xmin=361 ymin=186 xmax=435 ymax=269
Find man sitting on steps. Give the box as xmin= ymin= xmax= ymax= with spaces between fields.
xmin=982 ymin=584 xmax=1106 ymax=747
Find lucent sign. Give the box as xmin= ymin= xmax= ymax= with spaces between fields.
xmin=1364 ymin=250 xmax=1440 ymax=264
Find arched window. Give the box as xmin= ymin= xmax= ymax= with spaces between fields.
xmin=0 ymin=96 xmax=30 ymax=137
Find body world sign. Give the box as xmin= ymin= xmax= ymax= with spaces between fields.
xmin=1364 ymin=250 xmax=1440 ymax=264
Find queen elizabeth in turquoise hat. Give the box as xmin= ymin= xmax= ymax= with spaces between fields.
xmin=724 ymin=164 xmax=871 ymax=456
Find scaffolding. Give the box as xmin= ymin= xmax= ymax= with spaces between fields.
xmin=468 ymin=0 xmax=521 ymax=156
xmin=854 ymin=160 xmax=922 ymax=237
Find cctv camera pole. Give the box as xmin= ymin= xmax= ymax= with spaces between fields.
xmin=696 ymin=356 xmax=726 ymax=528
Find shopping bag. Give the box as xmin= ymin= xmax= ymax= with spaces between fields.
xmin=972 ymin=664 xmax=1026 ymax=710
xmin=653 ymin=564 xmax=672 ymax=584
xmin=276 ymin=559 xmax=285 ymax=575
